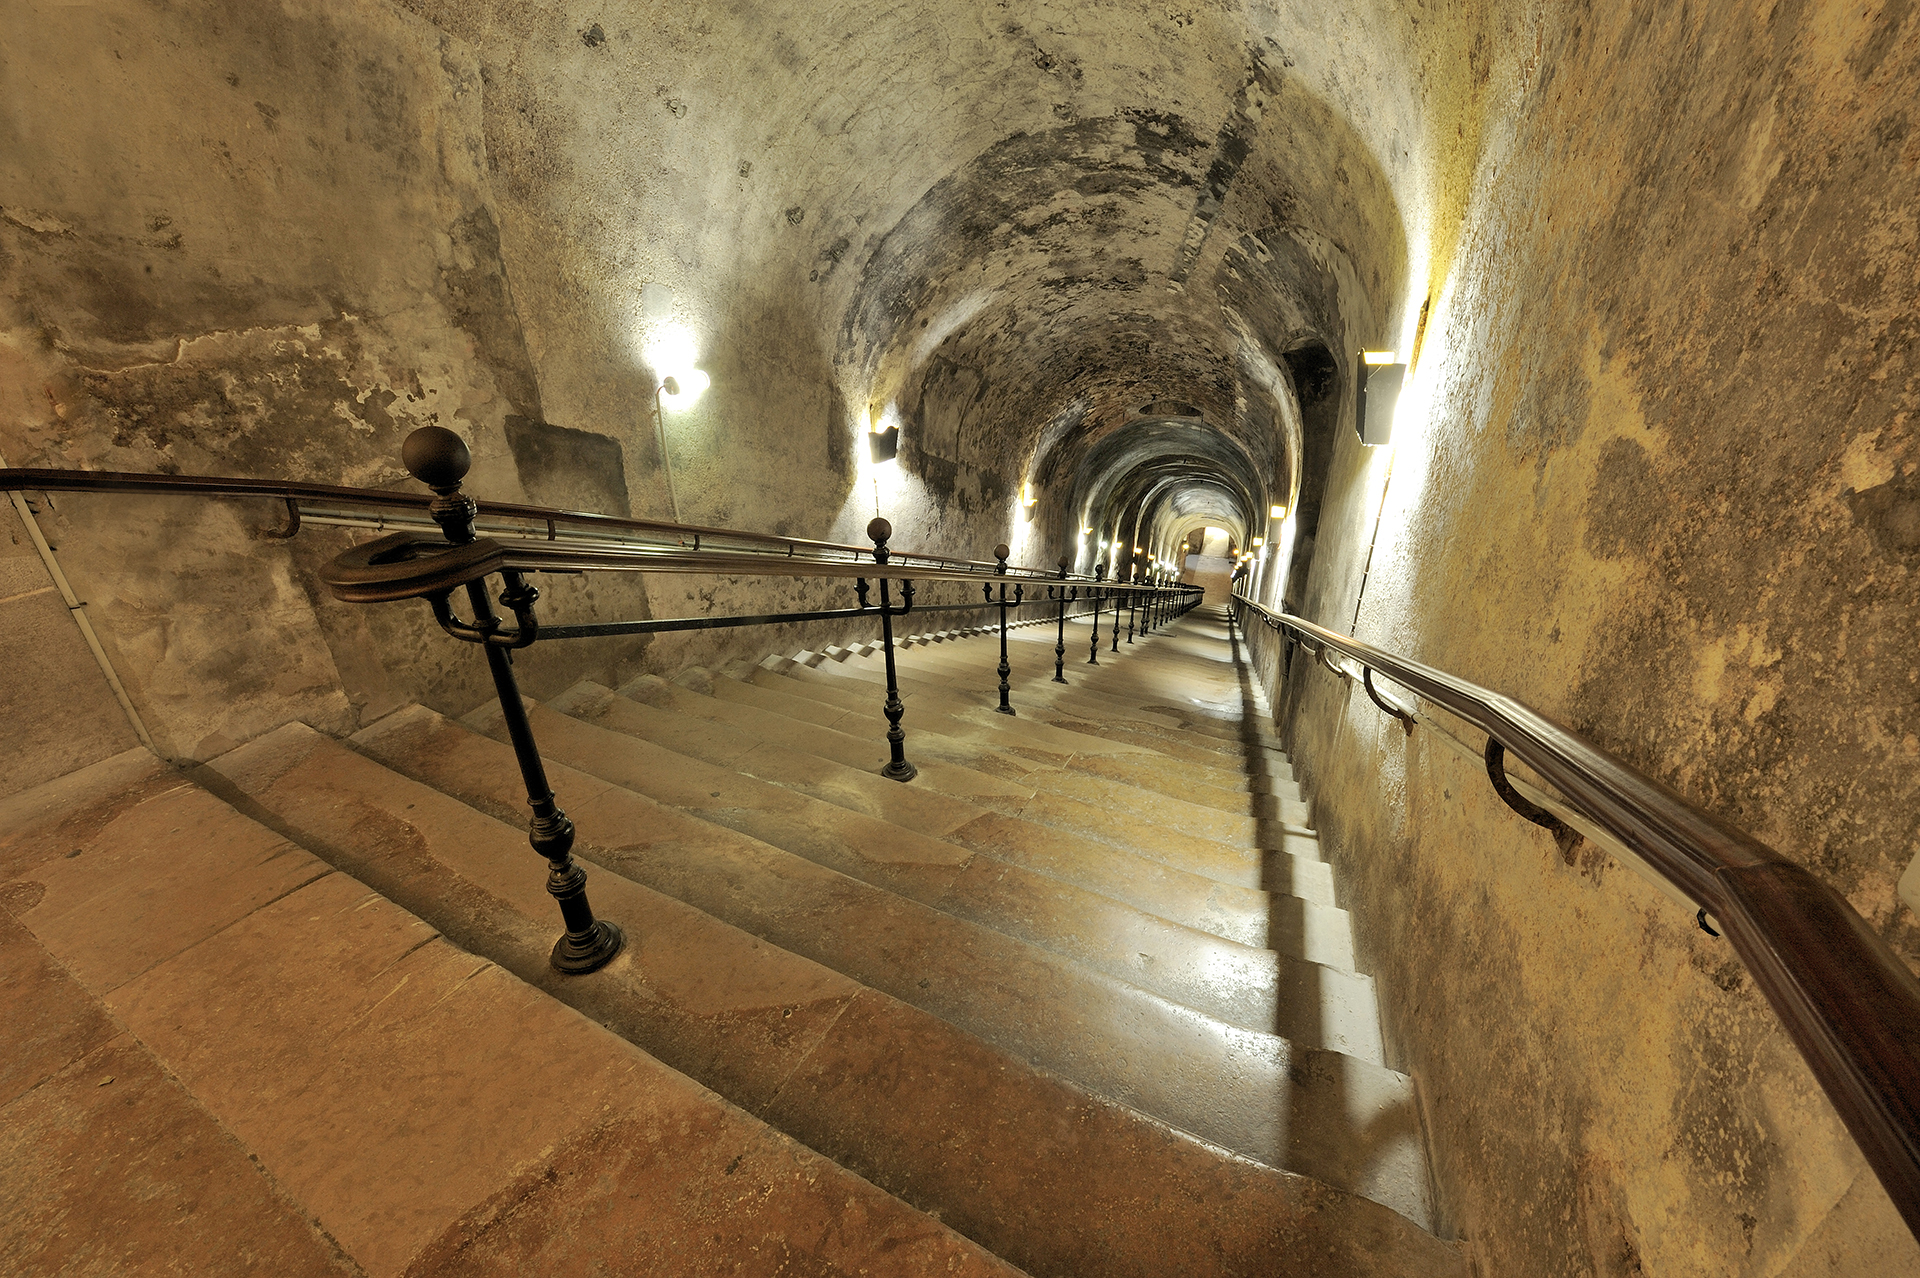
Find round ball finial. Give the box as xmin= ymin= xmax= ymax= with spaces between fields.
xmin=402 ymin=426 xmax=472 ymax=491
xmin=1057 ymin=557 xmax=1070 ymax=570
xmin=993 ymin=543 xmax=1010 ymax=563
xmin=866 ymin=516 xmax=892 ymax=543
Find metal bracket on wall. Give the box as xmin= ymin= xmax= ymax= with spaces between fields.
xmin=1483 ymin=736 xmax=1570 ymax=836
xmin=1362 ymin=666 xmax=1416 ymax=734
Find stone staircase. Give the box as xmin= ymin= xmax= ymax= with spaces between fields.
xmin=0 ymin=606 xmax=1468 ymax=1276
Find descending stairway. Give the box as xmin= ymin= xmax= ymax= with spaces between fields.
xmin=1 ymin=605 xmax=1468 ymax=1276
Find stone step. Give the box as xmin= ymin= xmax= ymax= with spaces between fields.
xmin=692 ymin=664 xmax=1063 ymax=786
xmin=1031 ymin=706 xmax=1279 ymax=768
xmin=672 ymin=673 xmax=1339 ymax=952
xmin=774 ymin=652 xmax=1289 ymax=782
xmin=434 ymin=697 xmax=1419 ymax=1200
xmin=888 ymin=645 xmax=1206 ymax=725
xmin=623 ymin=673 xmax=1038 ymax=814
xmin=712 ymin=664 xmax=1299 ymax=808
xmin=770 ymin=662 xmax=1161 ymax=762
xmin=894 ymin=635 xmax=1279 ymax=743
xmin=0 ymin=754 xmax=1009 ymax=1277
xmin=729 ymin=667 xmax=1320 ymax=894
xmin=571 ymin=678 xmax=1321 ymax=900
xmin=918 ymin=614 xmax=1259 ymax=685
xmin=607 ymin=673 xmax=1357 ymax=978
xmin=829 ymin=637 xmax=1283 ymax=750
xmin=203 ymin=718 xmax=1460 ymax=1275
xmin=795 ymin=644 xmax=1289 ymax=768
xmin=510 ymin=690 xmax=1379 ymax=1058
xmin=622 ymin=673 xmax=1313 ymax=859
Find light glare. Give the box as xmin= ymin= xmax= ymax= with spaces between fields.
xmin=658 ymin=368 xmax=711 ymax=410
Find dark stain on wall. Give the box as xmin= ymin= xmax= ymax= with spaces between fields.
xmin=1846 ymin=473 xmax=1920 ymax=556
xmin=1280 ymin=341 xmax=1341 ymax=610
xmin=502 ymin=416 xmax=631 ymax=516
xmin=442 ymin=206 xmax=544 ymax=421
xmin=1583 ymin=437 xmax=1655 ymax=560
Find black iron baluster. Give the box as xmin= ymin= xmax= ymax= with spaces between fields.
xmin=1126 ymin=578 xmax=1136 ymax=643
xmin=869 ymin=517 xmax=918 ymax=782
xmin=1053 ymin=559 xmax=1070 ymax=684
xmin=402 ymin=426 xmax=623 ymax=975
xmin=992 ymin=543 xmax=1017 ymax=715
xmin=1088 ymin=562 xmax=1105 ymax=664
xmin=1110 ymin=570 xmax=1122 ymax=652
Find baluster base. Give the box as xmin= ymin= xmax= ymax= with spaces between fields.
xmin=550 ymin=919 xmax=624 ymax=974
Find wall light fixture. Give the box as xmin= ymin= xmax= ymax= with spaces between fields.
xmin=1356 ymin=350 xmax=1406 ymax=447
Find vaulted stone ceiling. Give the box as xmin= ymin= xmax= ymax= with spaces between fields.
xmin=394 ymin=0 xmax=1479 ymax=565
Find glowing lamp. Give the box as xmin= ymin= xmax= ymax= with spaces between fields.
xmin=657 ymin=370 xmax=710 ymax=410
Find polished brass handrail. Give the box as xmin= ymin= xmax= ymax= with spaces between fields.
xmin=1230 ymin=589 xmax=1920 ymax=1238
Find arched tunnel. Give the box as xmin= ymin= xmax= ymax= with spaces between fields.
xmin=3 ymin=3 xmax=1918 ymax=1274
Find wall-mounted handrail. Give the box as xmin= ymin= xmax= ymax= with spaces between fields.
xmin=1228 ymin=590 xmax=1920 ymax=1239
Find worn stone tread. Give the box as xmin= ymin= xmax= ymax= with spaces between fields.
xmin=0 ymin=770 xmax=1018 ymax=1278
xmin=430 ymin=698 xmax=1422 ymax=1214
xmin=211 ymin=718 xmax=1460 ymax=1278
xmin=557 ymin=682 xmax=1362 ymax=1027
xmin=621 ymin=672 xmax=1348 ymax=960
xmin=718 ymin=664 xmax=1298 ymax=808
xmin=610 ymin=673 xmax=1315 ymax=868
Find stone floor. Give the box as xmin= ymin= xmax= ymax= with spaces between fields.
xmin=0 ymin=606 xmax=1466 ymax=1276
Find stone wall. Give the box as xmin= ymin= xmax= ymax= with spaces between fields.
xmin=0 ymin=0 xmax=662 ymax=779
xmin=6 ymin=1 xmax=1917 ymax=1270
xmin=1277 ymin=3 xmax=1920 ymax=1275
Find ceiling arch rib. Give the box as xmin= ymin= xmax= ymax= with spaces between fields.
xmin=1061 ymin=416 xmax=1264 ymax=575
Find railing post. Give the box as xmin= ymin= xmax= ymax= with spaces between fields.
xmin=1053 ymin=559 xmax=1070 ymax=683
xmin=868 ymin=517 xmax=918 ymax=782
xmin=402 ymin=426 xmax=622 ymax=975
xmin=992 ymin=543 xmax=1016 ymax=716
xmin=1110 ymin=570 xmax=1122 ymax=653
xmin=1088 ymin=562 xmax=1105 ymax=664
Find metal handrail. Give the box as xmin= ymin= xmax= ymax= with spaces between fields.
xmin=2 ymin=433 xmax=1200 ymax=980
xmin=0 ymin=466 xmax=1163 ymax=587
xmin=1228 ymin=589 xmax=1920 ymax=1237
